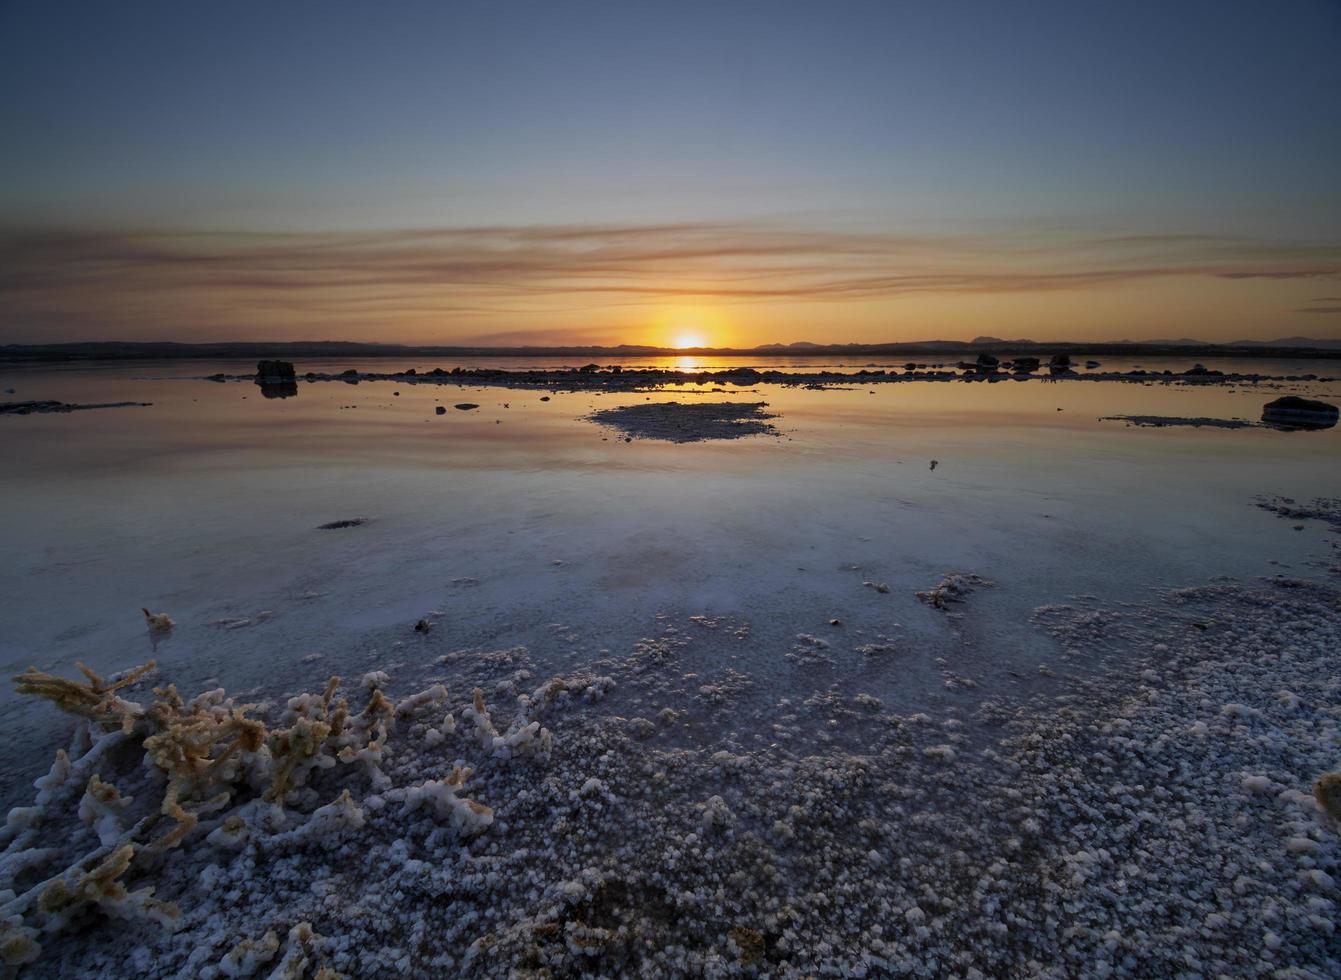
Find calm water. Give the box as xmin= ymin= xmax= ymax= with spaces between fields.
xmin=0 ymin=356 xmax=1337 ymax=796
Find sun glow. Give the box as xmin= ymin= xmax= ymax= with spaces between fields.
xmin=671 ymin=332 xmax=706 ymax=350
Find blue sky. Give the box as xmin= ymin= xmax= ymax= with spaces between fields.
xmin=2 ymin=0 xmax=1339 ymax=345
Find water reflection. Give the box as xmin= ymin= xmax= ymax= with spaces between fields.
xmin=255 ymin=378 xmax=298 ymax=399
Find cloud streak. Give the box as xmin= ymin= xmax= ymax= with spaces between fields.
xmin=2 ymin=222 xmax=1340 ymax=341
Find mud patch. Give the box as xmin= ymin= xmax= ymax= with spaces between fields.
xmin=587 ymin=400 xmax=779 ymax=443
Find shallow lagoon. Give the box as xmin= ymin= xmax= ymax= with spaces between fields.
xmin=2 ymin=357 xmax=1339 ymax=975
xmin=1 ymin=357 xmax=1336 ymax=749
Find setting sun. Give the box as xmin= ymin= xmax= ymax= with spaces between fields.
xmin=672 ymin=333 xmax=706 ymax=349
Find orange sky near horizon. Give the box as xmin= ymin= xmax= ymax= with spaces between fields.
xmin=3 ymin=223 xmax=1339 ymax=348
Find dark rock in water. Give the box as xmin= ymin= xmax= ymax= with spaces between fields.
xmin=318 ymin=518 xmax=368 ymax=529
xmin=540 ymin=396 xmax=551 ymax=401
xmin=1183 ymin=363 xmax=1223 ymax=376
xmin=429 ymin=367 xmax=447 ymax=376
xmin=455 ymin=403 xmax=480 ymax=411
xmin=610 ymin=365 xmax=622 ymax=374
xmin=577 ymin=363 xmax=600 ymax=373
xmin=256 ymin=359 xmax=296 ymax=380
xmin=339 ymin=369 xmax=360 ymax=384
xmin=1085 ymin=360 xmax=1101 ymax=369
xmin=207 ymin=373 xmax=227 ymax=382
xmin=414 ymin=618 xmax=432 ymax=633
xmin=1012 ymin=357 xmax=1040 ymax=372
xmin=1261 ymin=396 xmax=1339 ymax=430
xmin=904 ymin=362 xmax=917 ymax=370
xmin=976 ymin=353 xmax=999 ymax=367
xmin=1049 ymin=353 xmax=1071 ymax=367
xmin=435 ymin=406 xmax=446 ymax=415
xmin=403 ymin=368 xmax=417 ymax=375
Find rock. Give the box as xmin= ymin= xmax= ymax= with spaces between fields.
xmin=414 ymin=619 xmax=432 ymax=634
xmin=1085 ymin=360 xmax=1100 ymax=369
xmin=435 ymin=406 xmax=446 ymax=415
xmin=1262 ymin=396 xmax=1339 ymax=430
xmin=577 ymin=363 xmax=600 ymax=373
xmin=1012 ymin=357 xmax=1040 ymax=372
xmin=454 ymin=403 xmax=480 ymax=411
xmin=975 ymin=353 xmax=999 ymax=367
xmin=256 ymin=359 xmax=296 ymax=380
xmin=1183 ymin=363 xmax=1223 ymax=376
xmin=318 ymin=518 xmax=368 ymax=529
xmin=1049 ymin=353 xmax=1071 ymax=367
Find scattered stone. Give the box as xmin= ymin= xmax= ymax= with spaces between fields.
xmin=1261 ymin=396 xmax=1338 ymax=430
xmin=455 ymin=403 xmax=480 ymax=411
xmin=317 ymin=518 xmax=368 ymax=530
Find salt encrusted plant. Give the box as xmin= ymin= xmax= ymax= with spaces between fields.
xmin=916 ymin=572 xmax=995 ymax=610
xmin=0 ymin=915 xmax=40 ymax=969
xmin=77 ymin=775 xmax=133 ymax=847
xmin=38 ymin=844 xmax=180 ymax=931
xmin=463 ymin=686 xmax=556 ymax=763
xmin=1316 ymin=772 xmax=1341 ymax=823
xmin=398 ymin=766 xmax=494 ymax=836
xmin=217 ymin=928 xmax=280 ymax=976
xmin=3 ymin=661 xmax=503 ymax=972
xmin=140 ymin=609 xmax=174 ymax=632
xmin=13 ymin=662 xmax=156 ymax=733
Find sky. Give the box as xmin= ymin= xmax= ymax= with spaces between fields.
xmin=1 ymin=0 xmax=1339 ymax=348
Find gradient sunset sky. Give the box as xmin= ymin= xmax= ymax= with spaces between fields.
xmin=2 ymin=0 xmax=1339 ymax=348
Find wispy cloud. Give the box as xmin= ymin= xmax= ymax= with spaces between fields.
xmin=2 ymin=222 xmax=1340 ymax=341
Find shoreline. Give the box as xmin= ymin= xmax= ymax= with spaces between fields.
xmin=202 ymin=362 xmax=1334 ymax=394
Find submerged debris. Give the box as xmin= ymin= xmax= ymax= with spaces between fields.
xmin=916 ymin=572 xmax=995 ymax=609
xmin=140 ymin=609 xmax=174 ymax=633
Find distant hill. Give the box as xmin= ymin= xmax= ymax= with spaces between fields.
xmin=1230 ymin=336 xmax=1341 ymax=350
xmin=3 ymin=337 xmax=1339 ymax=362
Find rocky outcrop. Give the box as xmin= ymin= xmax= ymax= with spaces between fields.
xmin=1261 ymin=396 xmax=1339 ymax=430
xmin=256 ymin=360 xmax=296 ymax=380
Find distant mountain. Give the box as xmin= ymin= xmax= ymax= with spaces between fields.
xmin=1230 ymin=336 xmax=1341 ymax=350
xmin=4 ymin=336 xmax=1340 ymax=363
